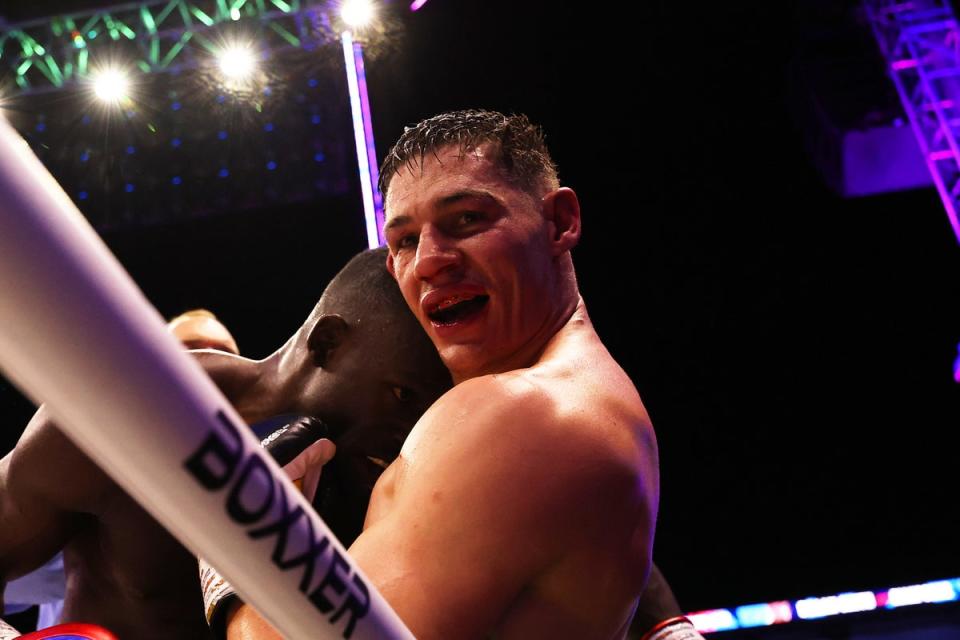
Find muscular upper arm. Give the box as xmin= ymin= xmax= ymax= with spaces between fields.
xmin=347 ymin=379 xmax=648 ymax=639
xmin=0 ymin=406 xmax=111 ymax=584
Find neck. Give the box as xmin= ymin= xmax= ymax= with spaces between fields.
xmin=451 ymin=290 xmax=585 ymax=385
xmin=263 ymin=330 xmax=312 ymax=416
xmin=195 ymin=350 xmax=277 ymax=423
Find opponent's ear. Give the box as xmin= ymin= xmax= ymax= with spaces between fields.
xmin=306 ymin=314 xmax=350 ymax=368
xmin=541 ymin=187 xmax=581 ymax=256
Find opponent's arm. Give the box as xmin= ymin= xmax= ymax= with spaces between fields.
xmin=0 ymin=407 xmax=111 ymax=608
xmin=190 ymin=351 xmax=273 ymax=423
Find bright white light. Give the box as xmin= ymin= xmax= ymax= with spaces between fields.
xmin=217 ymin=44 xmax=257 ymax=80
xmin=687 ymin=609 xmax=739 ymax=633
xmin=886 ymin=581 xmax=957 ymax=608
xmin=342 ymin=0 xmax=375 ymax=27
xmin=93 ymin=69 xmax=130 ymax=103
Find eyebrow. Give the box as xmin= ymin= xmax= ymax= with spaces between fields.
xmin=384 ymin=189 xmax=501 ymax=233
xmin=383 ymin=215 xmax=411 ymax=233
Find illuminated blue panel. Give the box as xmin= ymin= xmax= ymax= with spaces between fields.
xmin=735 ymin=603 xmax=775 ymax=628
xmin=691 ymin=578 xmax=960 ymax=633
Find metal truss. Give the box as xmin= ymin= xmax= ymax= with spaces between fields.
xmin=0 ymin=0 xmax=337 ymax=95
xmin=864 ymin=0 xmax=960 ymax=244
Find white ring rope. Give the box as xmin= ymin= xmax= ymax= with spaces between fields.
xmin=0 ymin=116 xmax=413 ymax=640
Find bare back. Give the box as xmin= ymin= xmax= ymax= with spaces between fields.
xmin=354 ymin=305 xmax=658 ymax=639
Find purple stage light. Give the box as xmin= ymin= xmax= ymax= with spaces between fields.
xmin=342 ymin=30 xmax=383 ymax=248
xmin=953 ymin=342 xmax=960 ymax=382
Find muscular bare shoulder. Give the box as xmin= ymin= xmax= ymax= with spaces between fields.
xmin=405 ymin=363 xmax=655 ymax=492
xmin=0 ymin=406 xmax=113 ymax=584
xmin=4 ymin=406 xmax=113 ymax=512
xmin=353 ymin=368 xmax=656 ymax=637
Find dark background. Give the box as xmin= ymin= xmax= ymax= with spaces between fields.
xmin=2 ymin=0 xmax=959 ymax=613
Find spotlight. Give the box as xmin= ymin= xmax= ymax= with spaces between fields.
xmin=341 ymin=0 xmax=375 ymax=28
xmin=217 ymin=44 xmax=257 ymax=81
xmin=93 ymin=68 xmax=130 ymax=103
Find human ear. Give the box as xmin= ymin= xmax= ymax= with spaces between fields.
xmin=306 ymin=314 xmax=349 ymax=368
xmin=386 ymin=249 xmax=397 ymax=278
xmin=542 ymin=187 xmax=581 ymax=255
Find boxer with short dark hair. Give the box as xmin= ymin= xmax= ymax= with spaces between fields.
xmin=230 ymin=110 xmax=661 ymax=639
xmin=0 ymin=247 xmax=451 ymax=639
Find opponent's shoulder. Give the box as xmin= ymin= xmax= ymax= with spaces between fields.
xmin=192 ymin=350 xmax=255 ymax=395
xmin=3 ymin=405 xmax=113 ymax=511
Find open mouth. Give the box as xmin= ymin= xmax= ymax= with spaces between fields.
xmin=426 ymin=294 xmax=490 ymax=326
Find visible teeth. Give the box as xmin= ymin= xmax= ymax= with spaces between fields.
xmin=437 ymin=295 xmax=470 ymax=311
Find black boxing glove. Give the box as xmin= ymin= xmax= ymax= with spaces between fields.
xmin=201 ymin=416 xmax=335 ymax=637
xmin=259 ymin=416 xmax=335 ymax=501
xmin=262 ymin=417 xmax=372 ymax=546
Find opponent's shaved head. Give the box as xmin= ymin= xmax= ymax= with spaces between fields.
xmin=298 ymin=247 xmax=451 ymax=544
xmin=379 ymin=109 xmax=560 ymax=199
xmin=302 ymin=246 xmax=447 ymax=388
xmin=308 ymin=247 xmax=418 ymax=331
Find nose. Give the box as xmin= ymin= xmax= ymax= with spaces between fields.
xmin=414 ymin=224 xmax=460 ymax=282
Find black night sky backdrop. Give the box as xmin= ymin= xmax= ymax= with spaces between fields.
xmin=1 ymin=0 xmax=959 ymax=612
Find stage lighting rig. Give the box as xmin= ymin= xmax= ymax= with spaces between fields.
xmin=0 ymin=0 xmax=390 ymax=244
xmin=0 ymin=0 xmax=341 ymax=96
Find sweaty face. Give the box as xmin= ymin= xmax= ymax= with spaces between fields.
xmin=384 ymin=145 xmax=559 ymax=382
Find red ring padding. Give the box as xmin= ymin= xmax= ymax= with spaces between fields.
xmin=19 ymin=624 xmax=118 ymax=640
